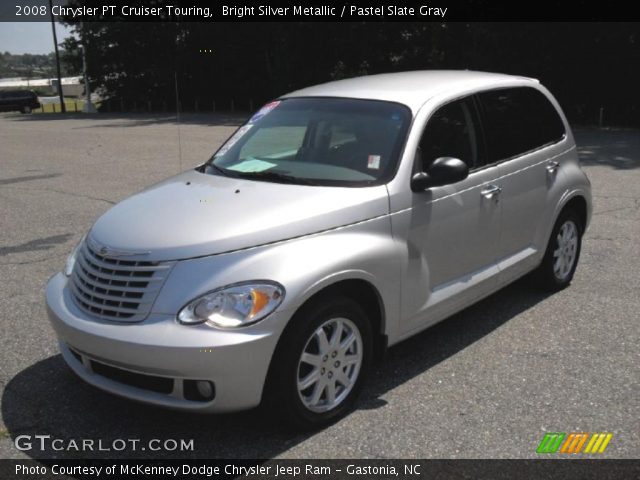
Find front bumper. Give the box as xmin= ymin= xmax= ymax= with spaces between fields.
xmin=45 ymin=273 xmax=290 ymax=413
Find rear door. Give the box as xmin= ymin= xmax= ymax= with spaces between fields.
xmin=476 ymin=87 xmax=567 ymax=280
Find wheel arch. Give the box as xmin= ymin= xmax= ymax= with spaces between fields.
xmin=561 ymin=195 xmax=588 ymax=233
xmin=307 ymin=278 xmax=385 ymax=343
xmin=535 ymin=190 xmax=589 ymax=270
xmin=555 ymin=192 xmax=589 ymax=234
xmin=261 ymin=276 xmax=388 ymax=409
xmin=297 ymin=276 xmax=386 ymax=357
xmin=268 ymin=275 xmax=388 ymax=380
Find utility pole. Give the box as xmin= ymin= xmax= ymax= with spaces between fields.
xmin=49 ymin=0 xmax=66 ymax=112
xmin=81 ymin=22 xmax=96 ymax=113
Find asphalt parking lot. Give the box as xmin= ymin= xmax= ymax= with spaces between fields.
xmin=0 ymin=113 xmax=638 ymax=460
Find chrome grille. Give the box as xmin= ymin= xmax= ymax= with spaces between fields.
xmin=69 ymin=241 xmax=173 ymax=322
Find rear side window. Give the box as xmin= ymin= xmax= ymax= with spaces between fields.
xmin=478 ymin=87 xmax=565 ymax=162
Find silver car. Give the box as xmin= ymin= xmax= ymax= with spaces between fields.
xmin=46 ymin=71 xmax=592 ymax=428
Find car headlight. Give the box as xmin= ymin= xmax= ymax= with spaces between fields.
xmin=177 ymin=282 xmax=285 ymax=328
xmin=64 ymin=236 xmax=85 ymax=277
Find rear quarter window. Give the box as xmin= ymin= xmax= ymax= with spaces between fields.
xmin=478 ymin=87 xmax=566 ymax=163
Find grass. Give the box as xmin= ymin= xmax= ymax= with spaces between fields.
xmin=34 ymin=99 xmax=101 ymax=114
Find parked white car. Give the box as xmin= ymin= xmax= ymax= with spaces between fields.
xmin=46 ymin=71 xmax=591 ymax=428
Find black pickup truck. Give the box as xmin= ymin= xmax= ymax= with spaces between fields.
xmin=0 ymin=90 xmax=41 ymax=113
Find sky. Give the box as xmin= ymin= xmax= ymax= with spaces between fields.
xmin=0 ymin=22 xmax=73 ymax=54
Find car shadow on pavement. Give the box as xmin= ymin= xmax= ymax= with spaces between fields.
xmin=2 ymin=277 xmax=550 ymax=460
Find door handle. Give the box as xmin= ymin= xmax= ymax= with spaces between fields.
xmin=546 ymin=161 xmax=560 ymax=173
xmin=481 ymin=184 xmax=502 ymax=199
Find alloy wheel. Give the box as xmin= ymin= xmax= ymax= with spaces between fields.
xmin=553 ymin=219 xmax=578 ymax=280
xmin=296 ymin=317 xmax=363 ymax=413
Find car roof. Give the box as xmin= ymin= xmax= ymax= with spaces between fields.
xmin=281 ymin=70 xmax=539 ymax=113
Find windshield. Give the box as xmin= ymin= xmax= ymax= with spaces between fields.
xmin=204 ymin=97 xmax=411 ymax=186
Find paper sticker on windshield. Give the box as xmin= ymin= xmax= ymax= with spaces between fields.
xmin=249 ymin=101 xmax=280 ymax=123
xmin=227 ymin=158 xmax=276 ymax=173
xmin=367 ymin=155 xmax=381 ymax=170
xmin=215 ymin=125 xmax=253 ymax=157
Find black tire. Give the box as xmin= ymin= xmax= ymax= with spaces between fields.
xmin=21 ymin=106 xmax=32 ymax=114
xmin=533 ymin=209 xmax=583 ymax=291
xmin=263 ymin=296 xmax=373 ymax=430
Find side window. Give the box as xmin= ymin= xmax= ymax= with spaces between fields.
xmin=418 ymin=98 xmax=480 ymax=171
xmin=478 ymin=87 xmax=566 ymax=163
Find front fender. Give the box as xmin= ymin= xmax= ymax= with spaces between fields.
xmin=151 ymin=215 xmax=402 ymax=340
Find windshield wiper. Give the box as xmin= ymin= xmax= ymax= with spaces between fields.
xmin=204 ymin=163 xmax=240 ymax=178
xmin=235 ymin=170 xmax=318 ymax=185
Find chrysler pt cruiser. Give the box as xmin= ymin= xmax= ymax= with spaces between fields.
xmin=46 ymin=71 xmax=592 ymax=428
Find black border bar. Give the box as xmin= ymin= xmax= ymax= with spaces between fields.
xmin=2 ymin=0 xmax=640 ymax=22
xmin=1 ymin=459 xmax=639 ymax=480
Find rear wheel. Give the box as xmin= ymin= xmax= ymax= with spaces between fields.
xmin=264 ymin=296 xmax=372 ymax=429
xmin=21 ymin=106 xmax=32 ymax=114
xmin=534 ymin=209 xmax=583 ymax=291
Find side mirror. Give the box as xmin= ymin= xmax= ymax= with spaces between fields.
xmin=411 ymin=157 xmax=469 ymax=192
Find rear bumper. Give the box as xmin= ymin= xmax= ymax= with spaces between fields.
xmin=46 ymin=273 xmax=290 ymax=413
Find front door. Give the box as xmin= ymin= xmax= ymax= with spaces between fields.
xmin=397 ymin=97 xmax=503 ymax=333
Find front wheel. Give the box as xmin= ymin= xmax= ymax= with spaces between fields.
xmin=21 ymin=106 xmax=32 ymax=114
xmin=264 ymin=296 xmax=372 ymax=429
xmin=534 ymin=209 xmax=583 ymax=291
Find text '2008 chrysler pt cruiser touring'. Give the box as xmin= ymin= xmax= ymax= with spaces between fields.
xmin=46 ymin=71 xmax=592 ymax=428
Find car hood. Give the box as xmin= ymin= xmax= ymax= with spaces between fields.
xmin=88 ymin=170 xmax=389 ymax=262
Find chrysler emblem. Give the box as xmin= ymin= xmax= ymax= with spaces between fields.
xmin=88 ymin=237 xmax=150 ymax=258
